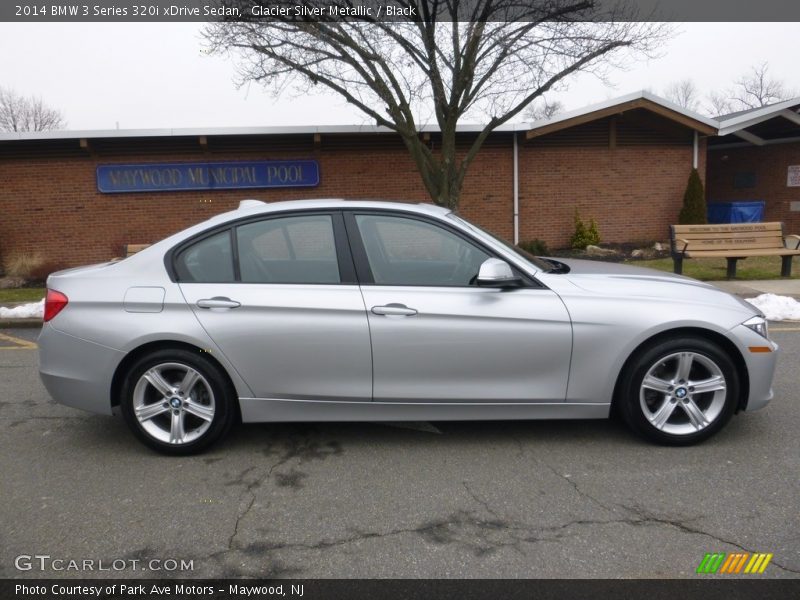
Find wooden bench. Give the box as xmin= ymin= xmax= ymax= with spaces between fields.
xmin=124 ymin=244 xmax=150 ymax=257
xmin=670 ymin=222 xmax=800 ymax=279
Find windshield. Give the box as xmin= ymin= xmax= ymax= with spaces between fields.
xmin=447 ymin=213 xmax=552 ymax=271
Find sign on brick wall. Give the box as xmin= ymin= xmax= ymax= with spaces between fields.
xmin=788 ymin=165 xmax=800 ymax=187
xmin=97 ymin=160 xmax=320 ymax=193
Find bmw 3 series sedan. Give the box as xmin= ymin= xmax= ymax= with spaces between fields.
xmin=39 ymin=199 xmax=777 ymax=454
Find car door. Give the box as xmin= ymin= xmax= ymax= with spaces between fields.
xmin=176 ymin=211 xmax=372 ymax=401
xmin=346 ymin=211 xmax=572 ymax=403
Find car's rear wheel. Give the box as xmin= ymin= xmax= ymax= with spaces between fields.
xmin=120 ymin=349 xmax=236 ymax=455
xmin=618 ymin=336 xmax=740 ymax=445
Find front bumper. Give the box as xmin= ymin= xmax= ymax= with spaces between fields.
xmin=729 ymin=323 xmax=778 ymax=412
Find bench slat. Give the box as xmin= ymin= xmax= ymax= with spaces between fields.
xmin=687 ymin=240 xmax=786 ymax=251
xmin=684 ymin=248 xmax=800 ymax=258
xmin=675 ymin=230 xmax=783 ymax=241
xmin=672 ymin=223 xmax=782 ymax=234
xmin=124 ymin=244 xmax=150 ymax=257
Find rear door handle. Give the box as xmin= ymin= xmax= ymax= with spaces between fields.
xmin=197 ymin=297 xmax=241 ymax=310
xmin=371 ymin=303 xmax=418 ymax=317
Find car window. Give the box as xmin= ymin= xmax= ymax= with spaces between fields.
xmin=175 ymin=230 xmax=235 ymax=283
xmin=236 ymin=215 xmax=341 ymax=284
xmin=355 ymin=214 xmax=490 ymax=286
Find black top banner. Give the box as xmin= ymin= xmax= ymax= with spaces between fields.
xmin=3 ymin=0 xmax=800 ymax=22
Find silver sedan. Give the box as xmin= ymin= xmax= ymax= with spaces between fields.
xmin=38 ymin=200 xmax=777 ymax=454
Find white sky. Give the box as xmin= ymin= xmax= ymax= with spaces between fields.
xmin=0 ymin=22 xmax=798 ymax=131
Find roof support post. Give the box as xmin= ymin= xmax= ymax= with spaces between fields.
xmin=693 ymin=131 xmax=698 ymax=169
xmin=513 ymin=132 xmax=520 ymax=245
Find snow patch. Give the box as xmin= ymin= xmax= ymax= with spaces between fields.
xmin=0 ymin=299 xmax=44 ymax=319
xmin=745 ymin=293 xmax=800 ymax=322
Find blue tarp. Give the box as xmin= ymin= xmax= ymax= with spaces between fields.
xmin=707 ymin=201 xmax=765 ymax=224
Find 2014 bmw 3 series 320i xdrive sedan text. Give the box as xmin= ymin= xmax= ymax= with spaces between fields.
xmin=38 ymin=200 xmax=778 ymax=454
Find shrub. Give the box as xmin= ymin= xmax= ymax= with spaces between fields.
xmin=3 ymin=252 xmax=44 ymax=279
xmin=518 ymin=238 xmax=550 ymax=256
xmin=570 ymin=210 xmax=601 ymax=249
xmin=678 ymin=168 xmax=707 ymax=224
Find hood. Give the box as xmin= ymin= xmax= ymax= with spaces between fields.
xmin=541 ymin=258 xmax=759 ymax=316
xmin=554 ymin=257 xmax=712 ymax=287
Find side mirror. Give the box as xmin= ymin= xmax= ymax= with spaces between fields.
xmin=476 ymin=258 xmax=521 ymax=287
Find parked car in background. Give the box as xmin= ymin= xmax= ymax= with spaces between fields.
xmin=39 ymin=199 xmax=777 ymax=454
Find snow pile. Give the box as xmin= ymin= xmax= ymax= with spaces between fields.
xmin=745 ymin=294 xmax=800 ymax=321
xmin=0 ymin=299 xmax=44 ymax=319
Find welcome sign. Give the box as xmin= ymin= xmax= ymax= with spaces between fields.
xmin=97 ymin=160 xmax=320 ymax=193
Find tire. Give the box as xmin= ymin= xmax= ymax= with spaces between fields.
xmin=120 ymin=348 xmax=237 ymax=455
xmin=617 ymin=336 xmax=740 ymax=446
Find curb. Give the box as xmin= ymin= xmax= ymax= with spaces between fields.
xmin=0 ymin=319 xmax=42 ymax=329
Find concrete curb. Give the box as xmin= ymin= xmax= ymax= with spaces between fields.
xmin=0 ymin=319 xmax=42 ymax=329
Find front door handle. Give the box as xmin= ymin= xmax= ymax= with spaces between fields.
xmin=371 ymin=303 xmax=418 ymax=317
xmin=197 ymin=297 xmax=241 ymax=310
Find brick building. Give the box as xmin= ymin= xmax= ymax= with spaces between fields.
xmin=707 ymin=98 xmax=800 ymax=233
xmin=1 ymin=90 xmax=775 ymax=269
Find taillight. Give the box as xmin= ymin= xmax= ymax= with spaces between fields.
xmin=44 ymin=289 xmax=68 ymax=322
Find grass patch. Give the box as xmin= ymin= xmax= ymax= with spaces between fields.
xmin=0 ymin=287 xmax=46 ymax=303
xmin=628 ymin=255 xmax=799 ymax=281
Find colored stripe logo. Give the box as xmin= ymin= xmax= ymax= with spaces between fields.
xmin=697 ymin=552 xmax=773 ymax=574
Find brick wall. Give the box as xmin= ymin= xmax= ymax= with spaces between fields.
xmin=517 ymin=125 xmax=705 ymax=248
xmin=0 ymin=121 xmax=702 ymax=269
xmin=706 ymin=142 xmax=800 ymax=234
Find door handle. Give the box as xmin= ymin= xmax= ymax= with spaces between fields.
xmin=371 ymin=303 xmax=418 ymax=317
xmin=197 ymin=297 xmax=241 ymax=310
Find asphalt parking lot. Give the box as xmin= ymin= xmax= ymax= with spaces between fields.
xmin=1 ymin=326 xmax=798 ymax=580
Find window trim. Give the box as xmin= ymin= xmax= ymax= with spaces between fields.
xmin=342 ymin=209 xmax=540 ymax=289
xmin=166 ymin=209 xmax=357 ymax=285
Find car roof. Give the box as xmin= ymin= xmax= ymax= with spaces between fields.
xmin=231 ymin=198 xmax=451 ymax=217
xmin=127 ymin=198 xmax=454 ymax=261
xmin=199 ymin=198 xmax=452 ymax=229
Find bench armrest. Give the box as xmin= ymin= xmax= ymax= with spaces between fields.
xmin=673 ymin=238 xmax=690 ymax=254
xmin=785 ymin=234 xmax=800 ymax=250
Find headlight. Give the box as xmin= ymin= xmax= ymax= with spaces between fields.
xmin=743 ymin=316 xmax=769 ymax=340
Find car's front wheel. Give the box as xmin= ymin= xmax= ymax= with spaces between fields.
xmin=618 ymin=336 xmax=740 ymax=445
xmin=120 ymin=349 xmax=236 ymax=454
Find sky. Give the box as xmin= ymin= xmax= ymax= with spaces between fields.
xmin=0 ymin=22 xmax=798 ymax=132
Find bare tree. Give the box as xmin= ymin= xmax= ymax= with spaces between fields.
xmin=705 ymin=90 xmax=734 ymax=117
xmin=702 ymin=62 xmax=796 ymax=117
xmin=206 ymin=1 xmax=668 ymax=208
xmin=0 ymin=87 xmax=66 ymax=132
xmin=731 ymin=62 xmax=794 ymax=109
xmin=664 ymin=79 xmax=700 ymax=112
xmin=524 ymin=98 xmax=564 ymax=122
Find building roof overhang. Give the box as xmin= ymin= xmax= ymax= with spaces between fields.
xmin=523 ymin=90 xmax=718 ymax=139
xmin=710 ymin=98 xmax=800 ymax=149
xmin=0 ymin=90 xmax=720 ymax=146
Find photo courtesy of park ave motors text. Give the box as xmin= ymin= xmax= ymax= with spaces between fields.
xmin=1 ymin=0 xmax=799 ymax=591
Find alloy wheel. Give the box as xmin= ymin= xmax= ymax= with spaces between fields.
xmin=132 ymin=362 xmax=216 ymax=445
xmin=639 ymin=351 xmax=727 ymax=436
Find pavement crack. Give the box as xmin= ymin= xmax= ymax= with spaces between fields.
xmin=619 ymin=503 xmax=800 ymax=574
xmin=241 ymin=511 xmax=583 ymax=560
xmin=225 ymin=458 xmax=281 ymax=551
xmin=462 ymin=481 xmax=503 ymax=521
xmin=227 ymin=494 xmax=255 ymax=551
xmin=540 ymin=462 xmax=617 ymax=513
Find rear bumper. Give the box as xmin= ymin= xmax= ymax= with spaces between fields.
xmin=38 ymin=323 xmax=125 ymax=415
